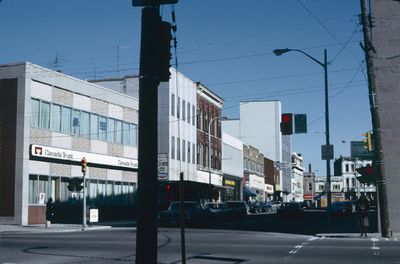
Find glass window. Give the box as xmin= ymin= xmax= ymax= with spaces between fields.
xmin=60 ymin=178 xmax=69 ymax=202
xmin=177 ymin=138 xmax=180 ymax=160
xmin=123 ymin=122 xmax=130 ymax=144
xmin=90 ymin=113 xmax=99 ymax=139
xmin=187 ymin=103 xmax=191 ymax=123
xmin=38 ymin=175 xmax=49 ymax=201
xmin=171 ymin=136 xmax=175 ymax=159
xmin=81 ymin=111 xmax=90 ymax=137
xmin=114 ymin=182 xmax=122 ymax=195
xmin=192 ymin=105 xmax=195 ymax=125
xmin=107 ymin=118 xmax=115 ymax=143
xmin=51 ymin=104 xmax=61 ymax=132
xmin=129 ymin=123 xmax=137 ymax=146
xmin=182 ymin=140 xmax=186 ymax=162
xmin=192 ymin=143 xmax=195 ymax=164
xmin=106 ymin=181 xmax=113 ymax=196
xmin=182 ymin=100 xmax=186 ymax=121
xmin=98 ymin=181 xmax=106 ymax=197
xmin=171 ymin=93 xmax=175 ymax=116
xmin=31 ymin=99 xmax=40 ymax=128
xmin=115 ymin=120 xmax=122 ymax=144
xmin=29 ymin=175 xmax=38 ymax=204
xmin=72 ymin=109 xmax=81 ymax=135
xmin=89 ymin=180 xmax=97 ymax=198
xmin=40 ymin=102 xmax=50 ymax=129
xmin=177 ymin=97 xmax=180 ymax=119
xmin=61 ymin=106 xmax=71 ymax=133
xmin=99 ymin=116 xmax=107 ymax=141
xmin=187 ymin=141 xmax=190 ymax=164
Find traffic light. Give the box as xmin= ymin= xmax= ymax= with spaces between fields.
xmin=281 ymin=113 xmax=293 ymax=135
xmin=294 ymin=114 xmax=307 ymax=134
xmin=362 ymin=131 xmax=373 ymax=151
xmin=132 ymin=0 xmax=178 ymax=6
xmin=81 ymin=158 xmax=87 ymax=175
xmin=158 ymin=21 xmax=172 ymax=82
xmin=356 ymin=164 xmax=376 ymax=184
xmin=67 ymin=177 xmax=84 ymax=192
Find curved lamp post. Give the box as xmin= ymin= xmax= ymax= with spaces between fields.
xmin=273 ymin=48 xmax=332 ymax=227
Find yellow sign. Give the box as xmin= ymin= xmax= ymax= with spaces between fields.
xmin=224 ymin=179 xmax=236 ymax=186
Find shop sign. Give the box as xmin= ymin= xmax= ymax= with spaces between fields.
xmin=89 ymin=209 xmax=99 ymax=223
xmin=249 ymin=174 xmax=265 ymax=191
xmin=224 ymin=179 xmax=236 ymax=187
xmin=265 ymin=184 xmax=273 ymax=194
xmin=31 ymin=145 xmax=138 ymax=169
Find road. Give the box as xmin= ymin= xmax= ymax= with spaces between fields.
xmin=1 ymin=228 xmax=400 ymax=264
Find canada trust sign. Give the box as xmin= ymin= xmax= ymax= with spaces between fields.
xmin=31 ymin=144 xmax=138 ymax=170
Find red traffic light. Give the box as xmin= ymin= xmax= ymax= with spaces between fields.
xmin=281 ymin=113 xmax=293 ymax=135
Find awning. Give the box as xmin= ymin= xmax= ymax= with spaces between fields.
xmin=244 ymin=187 xmax=258 ymax=197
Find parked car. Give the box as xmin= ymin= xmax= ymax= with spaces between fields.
xmin=226 ymin=201 xmax=250 ymax=217
xmin=204 ymin=202 xmax=231 ymax=220
xmin=158 ymin=201 xmax=205 ymax=227
xmin=331 ymin=201 xmax=353 ymax=216
xmin=249 ymin=202 xmax=263 ymax=214
xmin=259 ymin=202 xmax=274 ymax=213
xmin=277 ymin=202 xmax=304 ymax=218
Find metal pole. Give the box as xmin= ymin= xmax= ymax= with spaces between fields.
xmin=135 ymin=6 xmax=161 ymax=264
xmin=179 ymin=172 xmax=186 ymax=264
xmin=324 ymin=49 xmax=332 ymax=228
xmin=208 ymin=117 xmax=218 ymax=201
xmin=83 ymin=171 xmax=86 ymax=229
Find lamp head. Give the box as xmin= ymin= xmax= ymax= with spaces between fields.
xmin=273 ymin=48 xmax=290 ymax=56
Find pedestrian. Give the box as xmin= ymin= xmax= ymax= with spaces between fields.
xmin=46 ymin=197 xmax=54 ymax=228
xmin=355 ymin=193 xmax=370 ymax=237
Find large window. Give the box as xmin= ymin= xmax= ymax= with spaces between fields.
xmin=72 ymin=109 xmax=81 ymax=135
xmin=192 ymin=105 xmax=195 ymax=125
xmin=81 ymin=111 xmax=90 ymax=137
xmin=51 ymin=104 xmax=61 ymax=132
xmin=107 ymin=118 xmax=115 ymax=143
xmin=187 ymin=141 xmax=190 ymax=164
xmin=90 ymin=113 xmax=99 ymax=139
xmin=31 ymin=99 xmax=40 ymax=128
xmin=182 ymin=140 xmax=186 ymax=162
xmin=171 ymin=93 xmax=175 ymax=116
xmin=187 ymin=103 xmax=191 ymax=123
xmin=99 ymin=116 xmax=107 ymax=141
xmin=61 ymin=106 xmax=71 ymax=133
xmin=171 ymin=136 xmax=175 ymax=159
xmin=192 ymin=143 xmax=195 ymax=164
xmin=40 ymin=102 xmax=50 ymax=129
xmin=115 ymin=120 xmax=122 ymax=144
xmin=177 ymin=97 xmax=180 ymax=119
xmin=182 ymin=100 xmax=186 ymax=121
xmin=123 ymin=122 xmax=130 ymax=144
xmin=129 ymin=123 xmax=137 ymax=146
xmin=177 ymin=138 xmax=181 ymax=160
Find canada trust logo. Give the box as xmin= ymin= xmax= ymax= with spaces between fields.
xmin=34 ymin=146 xmax=43 ymax=156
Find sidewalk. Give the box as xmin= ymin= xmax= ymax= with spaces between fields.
xmin=0 ymin=223 xmax=112 ymax=234
xmin=316 ymin=232 xmax=400 ymax=239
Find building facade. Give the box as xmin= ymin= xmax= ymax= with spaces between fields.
xmin=243 ymin=144 xmax=265 ymax=201
xmin=0 ymin=62 xmax=138 ymax=225
xmin=290 ymin=153 xmax=304 ymax=202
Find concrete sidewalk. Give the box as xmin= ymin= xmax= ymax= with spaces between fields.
xmin=316 ymin=232 xmax=400 ymax=239
xmin=0 ymin=224 xmax=112 ymax=234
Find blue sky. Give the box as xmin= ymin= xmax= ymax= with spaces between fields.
xmin=0 ymin=0 xmax=371 ymax=176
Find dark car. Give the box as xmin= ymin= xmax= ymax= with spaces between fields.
xmin=226 ymin=201 xmax=249 ymax=217
xmin=277 ymin=202 xmax=304 ymax=217
xmin=158 ymin=201 xmax=205 ymax=227
xmin=204 ymin=202 xmax=231 ymax=220
xmin=331 ymin=201 xmax=353 ymax=216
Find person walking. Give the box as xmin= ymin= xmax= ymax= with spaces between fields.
xmin=46 ymin=197 xmax=54 ymax=228
xmin=355 ymin=193 xmax=370 ymax=237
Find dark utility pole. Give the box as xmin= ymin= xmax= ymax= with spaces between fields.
xmin=360 ymin=0 xmax=390 ymax=238
xmin=135 ymin=6 xmax=161 ymax=263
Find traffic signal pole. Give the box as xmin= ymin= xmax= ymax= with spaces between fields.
xmin=82 ymin=158 xmax=87 ymax=229
xmin=135 ymin=6 xmax=161 ymax=264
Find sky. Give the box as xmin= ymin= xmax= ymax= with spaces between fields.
xmin=0 ymin=0 xmax=371 ymax=176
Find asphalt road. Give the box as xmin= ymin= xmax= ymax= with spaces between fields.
xmin=1 ymin=228 xmax=399 ymax=264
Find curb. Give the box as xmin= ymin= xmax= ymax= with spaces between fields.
xmin=0 ymin=225 xmax=112 ymax=234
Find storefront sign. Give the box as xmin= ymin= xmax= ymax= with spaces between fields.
xmin=31 ymin=145 xmax=138 ymax=169
xmin=224 ymin=179 xmax=236 ymax=187
xmin=265 ymin=184 xmax=273 ymax=194
xmin=249 ymin=174 xmax=265 ymax=191
xmin=89 ymin=209 xmax=99 ymax=223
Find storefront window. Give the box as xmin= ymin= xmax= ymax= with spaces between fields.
xmin=106 ymin=181 xmax=113 ymax=196
xmin=89 ymin=180 xmax=97 ymax=199
xmin=129 ymin=123 xmax=137 ymax=146
xmin=90 ymin=113 xmax=99 ymax=139
xmin=31 ymin=99 xmax=40 ymax=128
xmin=115 ymin=120 xmax=122 ymax=144
xmin=38 ymin=175 xmax=49 ymax=202
xmin=40 ymin=102 xmax=50 ymax=129
xmin=98 ymin=181 xmax=106 ymax=197
xmin=114 ymin=182 xmax=122 ymax=195
xmin=60 ymin=178 xmax=69 ymax=202
xmin=29 ymin=175 xmax=38 ymax=204
xmin=51 ymin=104 xmax=61 ymax=132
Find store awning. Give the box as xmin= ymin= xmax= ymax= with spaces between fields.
xmin=244 ymin=187 xmax=257 ymax=197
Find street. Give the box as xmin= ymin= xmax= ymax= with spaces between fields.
xmin=1 ymin=228 xmax=400 ymax=264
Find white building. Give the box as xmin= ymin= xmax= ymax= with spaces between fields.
xmin=290 ymin=153 xmax=304 ymax=202
xmin=0 ymin=62 xmax=138 ymax=225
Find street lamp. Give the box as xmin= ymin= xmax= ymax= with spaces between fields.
xmin=273 ymin=48 xmax=332 ymax=227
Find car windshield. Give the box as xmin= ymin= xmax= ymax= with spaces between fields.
xmin=169 ymin=202 xmax=201 ymax=212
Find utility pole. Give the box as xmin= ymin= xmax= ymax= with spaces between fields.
xmin=360 ymin=0 xmax=390 ymax=237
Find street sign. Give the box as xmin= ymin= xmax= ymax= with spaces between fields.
xmin=158 ymin=153 xmax=168 ymax=180
xmin=321 ymin=144 xmax=334 ymax=160
xmin=351 ymin=141 xmax=374 ymax=160
xmin=89 ymin=209 xmax=99 ymax=223
xmin=132 ymin=0 xmax=178 ymax=6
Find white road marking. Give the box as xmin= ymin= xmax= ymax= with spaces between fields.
xmin=308 ymin=237 xmax=320 ymax=241
xmin=289 ymin=245 xmax=303 ymax=254
xmin=371 ymin=238 xmax=379 ymax=242
xmin=371 ymin=238 xmax=380 ymax=256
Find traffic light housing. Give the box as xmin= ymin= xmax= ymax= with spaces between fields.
xmin=294 ymin=114 xmax=307 ymax=134
xmin=132 ymin=0 xmax=178 ymax=6
xmin=158 ymin=21 xmax=172 ymax=82
xmin=281 ymin=113 xmax=293 ymax=135
xmin=81 ymin=158 xmax=87 ymax=175
xmin=362 ymin=131 xmax=373 ymax=151
xmin=67 ymin=177 xmax=84 ymax=192
xmin=356 ymin=164 xmax=376 ymax=184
